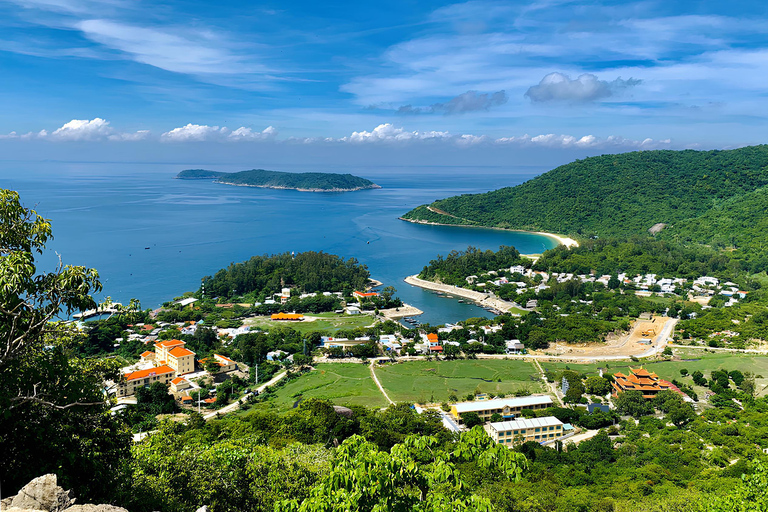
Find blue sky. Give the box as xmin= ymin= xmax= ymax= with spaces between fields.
xmin=1 ymin=0 xmax=767 ymax=164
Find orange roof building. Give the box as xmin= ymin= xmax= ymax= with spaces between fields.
xmin=153 ymin=339 xmax=196 ymax=375
xmin=271 ymin=312 xmax=304 ymax=321
xmin=353 ymin=291 xmax=379 ymax=300
xmin=427 ymin=333 xmax=439 ymax=346
xmin=118 ymin=365 xmax=176 ymax=397
xmin=612 ymin=367 xmax=670 ymax=399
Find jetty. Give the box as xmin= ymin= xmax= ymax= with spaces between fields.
xmin=404 ymin=275 xmax=519 ymax=313
xmin=73 ymin=305 xmax=121 ymax=320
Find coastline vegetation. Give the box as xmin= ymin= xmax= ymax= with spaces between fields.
xmin=176 ymin=168 xmax=380 ymax=192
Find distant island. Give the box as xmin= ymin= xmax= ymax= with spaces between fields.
xmin=176 ymin=168 xmax=381 ymax=192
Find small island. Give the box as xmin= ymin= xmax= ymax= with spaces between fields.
xmin=175 ymin=168 xmax=381 ymax=192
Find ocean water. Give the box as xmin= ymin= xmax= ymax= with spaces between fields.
xmin=1 ymin=162 xmax=556 ymax=325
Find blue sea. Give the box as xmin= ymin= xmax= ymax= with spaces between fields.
xmin=1 ymin=162 xmax=556 ymax=325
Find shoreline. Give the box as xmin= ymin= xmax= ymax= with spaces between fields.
xmin=215 ymin=181 xmax=381 ymax=193
xmin=398 ymin=217 xmax=579 ymax=249
xmin=404 ymin=275 xmax=523 ymax=314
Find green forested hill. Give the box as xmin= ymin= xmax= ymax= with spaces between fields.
xmin=402 ymin=146 xmax=768 ymax=238
xmin=177 ymin=168 xmax=380 ymax=191
xmin=659 ymin=186 xmax=768 ymax=271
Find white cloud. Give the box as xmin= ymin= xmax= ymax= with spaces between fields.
xmin=525 ymin=73 xmax=640 ymax=103
xmin=160 ymin=124 xmax=227 ymax=142
xmin=228 ymin=126 xmax=278 ymax=140
xmin=495 ymin=133 xmax=671 ymax=149
xmin=76 ymin=20 xmax=263 ymax=76
xmin=340 ymin=123 xmax=451 ymax=142
xmin=161 ymin=124 xmax=278 ymax=142
xmin=108 ymin=130 xmax=150 ymax=141
xmin=50 ymin=118 xmax=114 ymax=141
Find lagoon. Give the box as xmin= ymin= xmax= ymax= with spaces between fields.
xmin=1 ymin=162 xmax=556 ymax=325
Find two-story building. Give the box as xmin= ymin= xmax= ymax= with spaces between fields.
xmin=117 ymin=365 xmax=176 ymax=397
xmin=450 ymin=395 xmax=553 ymax=423
xmin=486 ymin=416 xmax=564 ymax=446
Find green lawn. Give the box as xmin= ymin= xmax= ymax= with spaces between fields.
xmin=542 ymin=350 xmax=768 ymax=397
xmin=245 ymin=312 xmax=376 ymax=334
xmin=375 ymin=359 xmax=543 ymax=404
xmin=267 ymin=363 xmax=389 ymax=409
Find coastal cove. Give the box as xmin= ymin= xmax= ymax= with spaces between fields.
xmin=1 ymin=162 xmax=557 ymax=325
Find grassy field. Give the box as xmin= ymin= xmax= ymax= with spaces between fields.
xmin=267 ymin=363 xmax=389 ymax=409
xmin=542 ymin=349 xmax=768 ymax=397
xmin=375 ymin=359 xmax=543 ymax=404
xmin=245 ymin=312 xmax=376 ymax=334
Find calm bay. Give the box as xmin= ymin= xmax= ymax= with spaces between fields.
xmin=1 ymin=163 xmax=556 ymax=325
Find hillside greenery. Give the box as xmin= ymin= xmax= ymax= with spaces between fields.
xmin=418 ymin=245 xmax=529 ymax=286
xmin=177 ymin=168 xmax=380 ymax=191
xmin=402 ymin=146 xmax=768 ymax=241
xmin=200 ymin=251 xmax=371 ymax=300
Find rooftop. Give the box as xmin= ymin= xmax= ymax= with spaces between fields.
xmin=124 ymin=365 xmax=175 ymax=381
xmin=452 ymin=395 xmax=553 ymax=414
xmin=489 ymin=416 xmax=563 ymax=432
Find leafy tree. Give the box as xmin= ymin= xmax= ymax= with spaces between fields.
xmin=614 ymin=390 xmax=653 ymax=417
xmin=461 ymin=411 xmax=483 ymax=428
xmin=136 ymin=381 xmax=178 ymax=415
xmin=0 ymin=189 xmax=130 ymax=500
xmin=584 ymin=376 xmax=611 ymax=396
xmin=702 ymin=459 xmax=768 ymax=511
xmin=280 ymin=427 xmax=527 ymax=512
xmin=692 ymin=370 xmax=707 ymax=386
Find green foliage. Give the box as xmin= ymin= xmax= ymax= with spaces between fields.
xmin=461 ymin=411 xmax=483 ymax=428
xmin=177 ymin=168 xmax=379 ymax=191
xmin=201 ymin=251 xmax=370 ymax=299
xmin=535 ymin=237 xmax=737 ymax=279
xmin=418 ymin=245 xmax=528 ymax=286
xmin=281 ymin=427 xmax=527 ymax=512
xmin=614 ymin=390 xmax=654 ymax=417
xmin=403 ymin=146 xmax=768 ymax=239
xmin=702 ymin=459 xmax=768 ymax=512
xmin=0 ymin=189 xmax=130 ymax=501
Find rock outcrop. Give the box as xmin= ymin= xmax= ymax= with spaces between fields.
xmin=3 ymin=475 xmax=128 ymax=512
xmin=8 ymin=474 xmax=73 ymax=512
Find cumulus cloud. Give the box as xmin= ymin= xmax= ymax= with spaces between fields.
xmin=50 ymin=118 xmax=114 ymax=141
xmin=495 ymin=133 xmax=670 ymax=149
xmin=160 ymin=124 xmax=228 ymax=142
xmin=339 ymin=124 xmax=451 ymax=142
xmin=161 ymin=123 xmax=279 ymax=142
xmin=525 ymin=73 xmax=641 ymax=103
xmin=228 ymin=126 xmax=278 ymax=140
xmin=397 ymin=90 xmax=508 ymax=115
xmin=109 ymin=130 xmax=151 ymax=141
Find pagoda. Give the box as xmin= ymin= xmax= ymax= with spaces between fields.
xmin=612 ymin=367 xmax=670 ymax=399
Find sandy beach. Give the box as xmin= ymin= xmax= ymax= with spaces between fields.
xmin=399 ymin=217 xmax=579 ymax=249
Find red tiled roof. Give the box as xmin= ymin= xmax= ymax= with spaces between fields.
xmin=214 ymin=354 xmax=235 ymax=363
xmin=140 ymin=351 xmax=153 ymax=357
xmin=427 ymin=333 xmax=439 ymax=341
xmin=430 ymin=345 xmax=443 ymax=352
xmin=155 ymin=339 xmax=185 ymax=348
xmin=171 ymin=377 xmax=186 ymax=385
xmin=168 ymin=346 xmax=194 ymax=357
xmin=124 ymin=365 xmax=175 ymax=381
xmin=353 ymin=291 xmax=379 ymax=297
